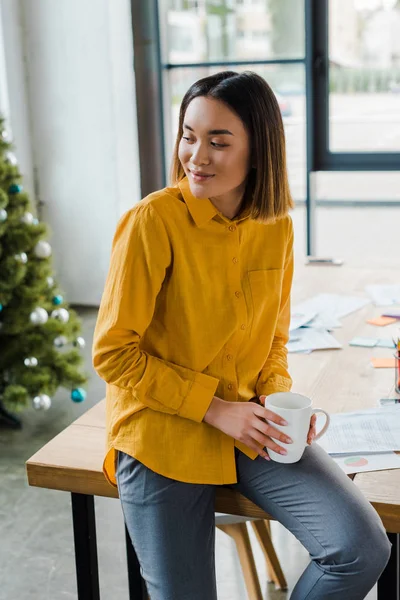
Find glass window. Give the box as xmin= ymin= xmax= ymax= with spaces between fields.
xmin=329 ymin=0 xmax=400 ymax=152
xmin=162 ymin=0 xmax=305 ymax=64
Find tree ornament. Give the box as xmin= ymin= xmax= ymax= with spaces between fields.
xmin=8 ymin=183 xmax=23 ymax=194
xmin=53 ymin=335 xmax=68 ymax=347
xmin=0 ymin=303 xmax=3 ymax=311
xmin=34 ymin=240 xmax=52 ymax=259
xmin=29 ymin=307 xmax=49 ymax=325
xmin=4 ymin=151 xmax=18 ymax=166
xmin=51 ymin=308 xmax=69 ymax=323
xmin=47 ymin=276 xmax=54 ymax=287
xmin=15 ymin=252 xmax=28 ymax=264
xmin=24 ymin=357 xmax=38 ymax=367
xmin=33 ymin=217 xmax=39 ymax=225
xmin=52 ymin=294 xmax=63 ymax=305
xmin=21 ymin=212 xmax=34 ymax=225
xmin=73 ymin=336 xmax=86 ymax=349
xmin=32 ymin=394 xmax=52 ymax=410
xmin=0 ymin=208 xmax=7 ymax=222
xmin=71 ymin=388 xmax=86 ymax=403
xmin=1 ymin=129 xmax=10 ymax=141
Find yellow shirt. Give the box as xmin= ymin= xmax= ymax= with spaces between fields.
xmin=92 ymin=177 xmax=293 ymax=487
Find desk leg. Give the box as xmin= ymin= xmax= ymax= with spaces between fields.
xmin=378 ymin=533 xmax=399 ymax=600
xmin=71 ymin=493 xmax=100 ymax=600
xmin=125 ymin=525 xmax=147 ymax=599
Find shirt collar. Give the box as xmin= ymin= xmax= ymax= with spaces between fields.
xmin=178 ymin=177 xmax=219 ymax=228
xmin=178 ymin=176 xmax=250 ymax=228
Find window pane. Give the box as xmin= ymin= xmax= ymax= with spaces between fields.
xmin=160 ymin=0 xmax=305 ymax=64
xmin=329 ymin=0 xmax=400 ymax=152
xmin=164 ymin=64 xmax=306 ymax=200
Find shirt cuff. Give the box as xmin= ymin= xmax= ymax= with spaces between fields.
xmin=177 ymin=372 xmax=219 ymax=423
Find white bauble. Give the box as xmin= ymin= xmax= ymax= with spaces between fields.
xmin=34 ymin=240 xmax=52 ymax=259
xmin=30 ymin=307 xmax=49 ymax=325
xmin=24 ymin=357 xmax=38 ymax=367
xmin=33 ymin=394 xmax=51 ymax=410
xmin=54 ymin=335 xmax=68 ymax=347
xmin=0 ymin=208 xmax=7 ymax=222
xmin=73 ymin=336 xmax=86 ymax=349
xmin=47 ymin=276 xmax=54 ymax=287
xmin=51 ymin=308 xmax=69 ymax=323
xmin=4 ymin=151 xmax=18 ymax=166
xmin=15 ymin=252 xmax=28 ymax=264
xmin=21 ymin=212 xmax=34 ymax=225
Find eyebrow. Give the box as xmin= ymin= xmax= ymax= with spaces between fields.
xmin=183 ymin=123 xmax=234 ymax=136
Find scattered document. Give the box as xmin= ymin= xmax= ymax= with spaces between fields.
xmin=287 ymin=328 xmax=342 ymax=353
xmin=365 ymin=285 xmax=400 ymax=306
xmin=316 ymin=408 xmax=400 ymax=454
xmin=331 ymin=451 xmax=400 ymax=475
xmin=289 ymin=310 xmax=317 ymax=332
xmin=292 ymin=294 xmax=370 ymax=330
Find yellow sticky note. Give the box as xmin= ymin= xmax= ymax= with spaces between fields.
xmin=367 ymin=316 xmax=397 ymax=327
xmin=371 ymin=357 xmax=396 ymax=368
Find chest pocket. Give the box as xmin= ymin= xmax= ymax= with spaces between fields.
xmin=248 ymin=269 xmax=283 ymax=337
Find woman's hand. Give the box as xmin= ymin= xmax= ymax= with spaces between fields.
xmin=203 ymin=396 xmax=292 ymax=460
xmin=259 ymin=395 xmax=317 ymax=446
xmin=307 ymin=413 xmax=317 ymax=445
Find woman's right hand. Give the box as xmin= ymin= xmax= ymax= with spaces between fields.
xmin=203 ymin=396 xmax=292 ymax=459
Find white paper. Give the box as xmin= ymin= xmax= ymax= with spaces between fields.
xmin=289 ymin=310 xmax=317 ymax=332
xmin=365 ymin=284 xmax=400 ymax=306
xmin=292 ymin=294 xmax=370 ymax=330
xmin=287 ymin=327 xmax=342 ymax=353
xmin=332 ymin=451 xmax=400 ymax=475
xmin=316 ymin=408 xmax=400 ymax=454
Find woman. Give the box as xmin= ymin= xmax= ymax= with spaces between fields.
xmin=93 ymin=71 xmax=390 ymax=599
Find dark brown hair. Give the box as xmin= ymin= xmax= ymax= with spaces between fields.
xmin=170 ymin=70 xmax=294 ymax=223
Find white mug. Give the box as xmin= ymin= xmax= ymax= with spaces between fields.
xmin=265 ymin=392 xmax=330 ymax=464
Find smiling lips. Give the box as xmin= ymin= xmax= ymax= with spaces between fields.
xmin=189 ymin=169 xmax=215 ymax=183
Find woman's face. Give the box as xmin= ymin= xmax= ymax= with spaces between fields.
xmin=178 ymin=96 xmax=251 ymax=204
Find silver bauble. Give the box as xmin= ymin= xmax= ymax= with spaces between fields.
xmin=24 ymin=357 xmax=38 ymax=367
xmin=0 ymin=208 xmax=7 ymax=222
xmin=51 ymin=308 xmax=69 ymax=323
xmin=54 ymin=335 xmax=68 ymax=347
xmin=34 ymin=240 xmax=52 ymax=259
xmin=47 ymin=276 xmax=54 ymax=287
xmin=4 ymin=151 xmax=17 ymax=166
xmin=73 ymin=336 xmax=86 ymax=349
xmin=1 ymin=129 xmax=10 ymax=141
xmin=33 ymin=394 xmax=51 ymax=410
xmin=21 ymin=212 xmax=34 ymax=225
xmin=30 ymin=307 xmax=49 ymax=325
xmin=15 ymin=252 xmax=28 ymax=264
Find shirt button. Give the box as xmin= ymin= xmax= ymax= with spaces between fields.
xmin=235 ymin=290 xmax=241 ymax=298
xmin=228 ymin=383 xmax=233 ymax=390
xmin=229 ymin=225 xmax=236 ymax=232
xmin=227 ymin=354 xmax=233 ymax=361
xmin=241 ymin=324 xmax=246 ymax=330
xmin=232 ymin=257 xmax=238 ymax=264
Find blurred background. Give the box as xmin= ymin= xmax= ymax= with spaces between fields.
xmin=0 ymin=1 xmax=399 ymax=599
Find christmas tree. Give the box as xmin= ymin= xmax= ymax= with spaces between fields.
xmin=0 ymin=117 xmax=87 ymax=429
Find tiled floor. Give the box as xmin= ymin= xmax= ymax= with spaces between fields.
xmin=2 ymin=204 xmax=397 ymax=599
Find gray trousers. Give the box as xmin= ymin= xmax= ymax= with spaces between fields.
xmin=116 ymin=444 xmax=391 ymax=600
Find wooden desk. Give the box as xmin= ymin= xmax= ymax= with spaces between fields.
xmin=26 ymin=266 xmax=400 ymax=599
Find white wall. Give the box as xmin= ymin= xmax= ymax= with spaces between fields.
xmin=0 ymin=0 xmax=141 ymax=305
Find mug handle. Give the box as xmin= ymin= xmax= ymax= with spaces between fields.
xmin=312 ymin=408 xmax=330 ymax=440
